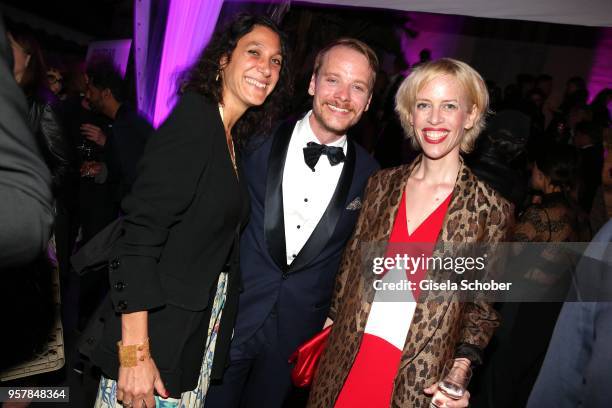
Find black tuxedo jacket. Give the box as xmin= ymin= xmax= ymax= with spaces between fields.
xmin=235 ymin=116 xmax=379 ymax=358
xmin=90 ymin=92 xmax=249 ymax=395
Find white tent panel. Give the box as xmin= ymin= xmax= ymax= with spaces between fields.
xmin=302 ymin=0 xmax=612 ymax=27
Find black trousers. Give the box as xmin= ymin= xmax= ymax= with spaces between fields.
xmin=205 ymin=310 xmax=293 ymax=408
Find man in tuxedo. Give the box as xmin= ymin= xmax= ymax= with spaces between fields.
xmin=205 ymin=38 xmax=380 ymax=407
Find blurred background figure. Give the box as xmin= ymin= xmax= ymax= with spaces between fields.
xmin=7 ymin=23 xmax=72 ymax=197
xmin=472 ymin=144 xmax=591 ymax=408
xmin=0 ymin=14 xmax=54 ymax=374
xmin=373 ymin=55 xmax=413 ymax=168
xmin=46 ymin=65 xmax=65 ymax=99
xmin=0 ymin=17 xmax=53 ymax=267
xmin=6 ymin=22 xmax=75 ymax=279
xmin=527 ymin=129 xmax=612 ymax=408
xmin=467 ymin=110 xmax=530 ymax=212
xmin=590 ymin=87 xmax=611 ymax=128
xmin=573 ymin=120 xmax=604 ymax=213
xmin=74 ymin=58 xmax=152 ymax=335
xmin=82 ymin=57 xmax=151 ymax=205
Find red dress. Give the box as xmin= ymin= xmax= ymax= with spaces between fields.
xmin=335 ymin=190 xmax=451 ymax=408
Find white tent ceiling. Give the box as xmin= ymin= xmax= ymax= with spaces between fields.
xmin=302 ymin=0 xmax=612 ymax=27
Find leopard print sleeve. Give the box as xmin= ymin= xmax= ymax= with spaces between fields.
xmin=457 ymin=184 xmax=513 ymax=359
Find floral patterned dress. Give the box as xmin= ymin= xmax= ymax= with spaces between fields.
xmin=94 ymin=272 xmax=228 ymax=408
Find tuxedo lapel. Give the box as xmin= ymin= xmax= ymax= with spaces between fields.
xmin=288 ymin=140 xmax=356 ymax=273
xmin=264 ymin=119 xmax=297 ymax=273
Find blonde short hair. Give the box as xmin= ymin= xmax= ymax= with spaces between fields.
xmin=395 ymin=58 xmax=489 ymax=153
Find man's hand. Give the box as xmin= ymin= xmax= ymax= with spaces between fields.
xmin=80 ymin=123 xmax=107 ymax=146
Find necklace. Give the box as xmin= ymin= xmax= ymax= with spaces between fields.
xmin=218 ymin=105 xmax=239 ymax=179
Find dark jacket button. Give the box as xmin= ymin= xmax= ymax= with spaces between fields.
xmin=114 ymin=281 xmax=126 ymax=291
xmin=117 ymin=300 xmax=128 ymax=311
xmin=110 ymin=259 xmax=121 ymax=269
xmin=282 ymin=273 xmax=289 ymax=280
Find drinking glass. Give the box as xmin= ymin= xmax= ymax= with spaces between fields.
xmin=430 ymin=359 xmax=472 ymax=407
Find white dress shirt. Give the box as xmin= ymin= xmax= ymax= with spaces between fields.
xmin=282 ymin=111 xmax=347 ymax=265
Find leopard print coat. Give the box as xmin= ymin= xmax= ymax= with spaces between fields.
xmin=307 ymin=156 xmax=514 ymax=408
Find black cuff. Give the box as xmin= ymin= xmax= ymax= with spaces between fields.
xmin=454 ymin=343 xmax=484 ymax=366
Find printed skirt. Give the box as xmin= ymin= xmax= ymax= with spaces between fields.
xmin=94 ymin=272 xmax=228 ymax=408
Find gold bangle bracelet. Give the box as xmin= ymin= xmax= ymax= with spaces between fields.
xmin=117 ymin=338 xmax=150 ymax=367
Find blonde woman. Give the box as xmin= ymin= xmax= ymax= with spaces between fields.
xmin=308 ymin=58 xmax=513 ymax=407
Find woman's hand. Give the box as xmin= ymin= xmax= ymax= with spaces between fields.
xmin=117 ymin=312 xmax=168 ymax=407
xmin=424 ymin=383 xmax=470 ymax=408
xmin=116 ymin=356 xmax=168 ymax=408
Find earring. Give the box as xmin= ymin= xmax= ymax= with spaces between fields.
xmin=215 ymin=71 xmax=220 ymax=82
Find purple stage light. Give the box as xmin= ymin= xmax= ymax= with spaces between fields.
xmin=400 ymin=13 xmax=466 ymax=68
xmin=587 ymin=27 xmax=612 ymax=105
xmin=152 ymin=0 xmax=224 ymax=128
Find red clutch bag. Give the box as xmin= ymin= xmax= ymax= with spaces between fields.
xmin=288 ymin=325 xmax=332 ymax=387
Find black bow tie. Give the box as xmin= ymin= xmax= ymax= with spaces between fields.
xmin=303 ymin=141 xmax=346 ymax=172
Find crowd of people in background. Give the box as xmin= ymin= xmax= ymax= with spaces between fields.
xmin=0 ymin=10 xmax=610 ymax=408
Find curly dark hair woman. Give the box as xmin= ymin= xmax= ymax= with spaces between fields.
xmin=90 ymin=13 xmax=292 ymax=407
xmin=181 ymin=13 xmax=292 ymax=145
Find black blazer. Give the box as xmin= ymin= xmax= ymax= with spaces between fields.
xmin=90 ymin=92 xmax=249 ymax=395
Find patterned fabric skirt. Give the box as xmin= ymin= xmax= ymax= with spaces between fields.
xmin=94 ymin=272 xmax=228 ymax=408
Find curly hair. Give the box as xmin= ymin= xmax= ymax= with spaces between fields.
xmin=180 ymin=13 xmax=292 ymax=145
xmin=395 ymin=58 xmax=489 ymax=154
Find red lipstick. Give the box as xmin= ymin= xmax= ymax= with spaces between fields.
xmin=422 ymin=128 xmax=449 ymax=144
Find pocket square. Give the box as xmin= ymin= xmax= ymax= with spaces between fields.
xmin=346 ymin=197 xmax=362 ymax=210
